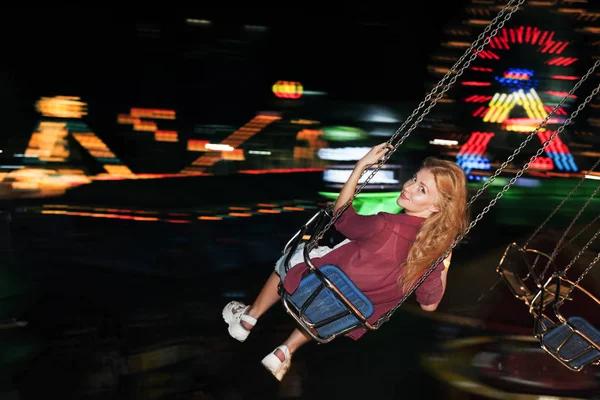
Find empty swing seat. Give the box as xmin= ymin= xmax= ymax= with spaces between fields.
xmin=540 ymin=316 xmax=600 ymax=371
xmin=282 ymin=264 xmax=374 ymax=342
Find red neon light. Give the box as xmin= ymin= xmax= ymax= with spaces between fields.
xmin=459 ymin=131 xmax=494 ymax=156
xmin=471 ymin=67 xmax=493 ymax=72
xmin=542 ymin=40 xmax=567 ymax=54
xmin=238 ymin=168 xmax=325 ymax=175
xmin=550 ymin=75 xmax=579 ymax=80
xmin=547 ymin=91 xmax=577 ymax=99
xmin=546 ymin=57 xmax=578 ymax=66
xmin=272 ymin=81 xmax=303 ymax=99
xmin=503 ymin=118 xmax=561 ymax=126
xmin=489 ymin=27 xmax=569 ymax=54
xmin=543 ymin=106 xmax=567 ymax=115
xmin=538 ymin=130 xmax=570 ymax=154
xmin=531 ymin=28 xmax=541 ymax=45
xmin=461 ymin=81 xmax=492 ymax=86
xmin=530 ymin=156 xmax=554 ymax=170
xmin=465 ymin=95 xmax=493 ymax=103
xmin=476 ymin=50 xmax=500 ymax=60
xmin=472 ymin=106 xmax=487 ymax=117
xmin=556 ymin=42 xmax=569 ymax=54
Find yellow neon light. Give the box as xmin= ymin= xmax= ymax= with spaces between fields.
xmin=36 ymin=96 xmax=87 ymax=119
xmin=483 ymin=88 xmax=548 ymax=125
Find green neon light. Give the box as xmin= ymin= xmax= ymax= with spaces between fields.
xmin=319 ymin=191 xmax=402 ymax=215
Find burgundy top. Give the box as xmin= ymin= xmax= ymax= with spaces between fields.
xmin=282 ymin=205 xmax=446 ymax=340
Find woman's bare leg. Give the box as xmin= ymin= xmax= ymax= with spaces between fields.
xmin=241 ymin=272 xmax=282 ymax=329
xmin=275 ymin=328 xmax=311 ymax=361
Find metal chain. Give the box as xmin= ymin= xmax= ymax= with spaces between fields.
xmin=538 ymin=182 xmax=600 ymax=280
xmin=351 ymin=0 xmax=526 ymax=210
xmin=376 ymin=72 xmax=600 ymax=325
xmin=378 ymin=0 xmax=519 ymax=152
xmin=561 ymin=214 xmax=600 ymax=250
xmin=561 ymin=226 xmax=600 ymax=279
xmin=465 ymin=59 xmax=600 ymax=209
xmin=563 ymin=250 xmax=600 ymax=301
xmin=524 ymin=157 xmax=600 ymax=249
xmin=462 ymin=70 xmax=600 ymax=238
xmin=310 ymin=0 xmax=525 ymax=248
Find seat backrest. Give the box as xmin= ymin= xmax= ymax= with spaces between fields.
xmin=501 ymin=270 xmax=532 ymax=299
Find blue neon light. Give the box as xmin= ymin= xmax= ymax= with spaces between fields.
xmin=457 ymin=154 xmax=491 ymax=174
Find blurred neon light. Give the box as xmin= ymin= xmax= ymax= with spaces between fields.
xmin=182 ymin=114 xmax=280 ymax=173
xmin=456 ymin=132 xmax=494 ymax=173
xmin=36 ymin=96 xmax=87 ymax=119
xmin=486 ymin=26 xmax=570 ymax=55
xmin=537 ymin=130 xmax=577 ymax=172
xmin=25 ymin=121 xmax=70 ymax=161
xmin=322 ymin=126 xmax=367 ymax=141
xmin=458 ymin=132 xmax=495 ymax=156
xmin=551 ymin=75 xmax=579 ymax=80
xmin=430 ymin=139 xmax=459 ymax=146
xmin=480 ymin=89 xmax=549 ymax=124
xmin=465 ymin=95 xmax=493 ymax=103
xmin=503 ymin=69 xmax=532 ymax=80
xmin=317 ymin=147 xmax=372 ymax=161
xmin=547 ymin=91 xmax=577 ymax=99
xmin=476 ymin=50 xmax=500 ymax=59
xmin=457 ymin=155 xmax=490 ymax=174
xmin=294 ymin=129 xmax=326 ymax=160
xmin=205 ymin=144 xmax=234 ymax=151
xmin=272 ymin=81 xmax=303 ymax=99
xmin=130 ymin=108 xmax=175 ymax=120
xmin=155 ymin=130 xmax=178 ymax=142
xmin=530 ymin=156 xmax=554 ymax=170
xmin=324 ymin=169 xmax=398 ymax=184
xmin=494 ymin=68 xmax=538 ymax=91
xmin=546 ymin=57 xmax=578 ymax=66
xmin=461 ymin=81 xmax=492 ymax=86
xmin=238 ymin=168 xmax=324 ymax=175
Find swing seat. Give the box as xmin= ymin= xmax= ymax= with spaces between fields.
xmin=540 ymin=316 xmax=600 ymax=371
xmin=281 ymin=264 xmax=374 ymax=343
xmin=500 ymin=269 xmax=533 ymax=300
xmin=496 ymin=243 xmax=569 ymax=309
xmin=527 ymin=283 xmax=573 ymax=308
xmin=501 ymin=269 xmax=571 ymax=308
xmin=497 ymin=243 xmax=543 ymax=302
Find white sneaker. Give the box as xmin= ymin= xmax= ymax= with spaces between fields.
xmin=222 ymin=301 xmax=257 ymax=342
xmin=261 ymin=345 xmax=292 ymax=381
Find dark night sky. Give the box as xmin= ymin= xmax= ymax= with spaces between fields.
xmin=0 ymin=5 xmax=471 ymax=150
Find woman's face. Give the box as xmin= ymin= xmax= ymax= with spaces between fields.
xmin=397 ymin=168 xmax=440 ymax=218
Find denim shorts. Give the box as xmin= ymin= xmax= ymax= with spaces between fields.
xmin=274 ymin=239 xmax=351 ymax=282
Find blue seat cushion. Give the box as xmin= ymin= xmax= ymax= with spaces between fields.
xmin=287 ymin=264 xmax=374 ymax=338
xmin=541 ymin=316 xmax=600 ymax=369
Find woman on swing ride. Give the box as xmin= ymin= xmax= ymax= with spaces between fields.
xmin=222 ymin=142 xmax=469 ymax=380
